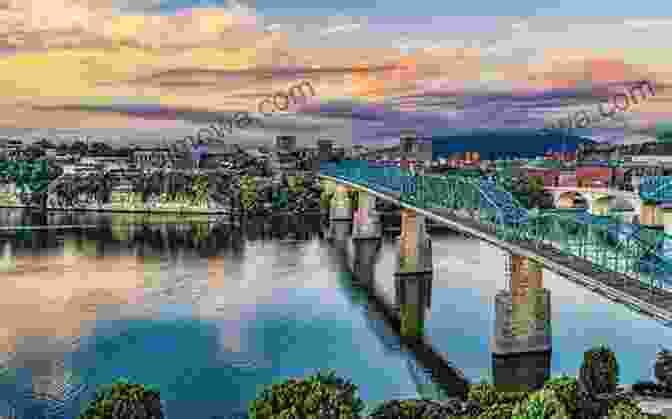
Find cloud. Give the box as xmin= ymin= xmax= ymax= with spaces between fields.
xmin=624 ymin=19 xmax=672 ymax=29
xmin=319 ymin=23 xmax=362 ymax=36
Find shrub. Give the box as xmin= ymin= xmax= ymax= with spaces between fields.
xmin=248 ymin=370 xmax=365 ymax=419
xmin=467 ymin=381 xmax=500 ymax=407
xmin=78 ymin=377 xmax=163 ymax=419
xmin=368 ymin=399 xmax=452 ymax=419
xmin=477 ymin=402 xmax=517 ymax=419
xmin=368 ymin=398 xmax=479 ymax=419
xmin=497 ymin=391 xmax=530 ymax=406
xmin=467 ymin=380 xmax=530 ymax=412
xmin=510 ymin=388 xmax=570 ymax=419
xmin=606 ymin=398 xmax=646 ymax=419
xmin=543 ymin=375 xmax=577 ymax=417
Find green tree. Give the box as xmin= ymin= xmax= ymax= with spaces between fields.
xmin=527 ymin=176 xmax=546 ymax=209
xmin=272 ymin=189 xmax=288 ymax=209
xmin=239 ymin=175 xmax=257 ymax=212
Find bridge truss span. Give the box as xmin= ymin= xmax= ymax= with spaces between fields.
xmin=319 ymin=163 xmax=672 ymax=325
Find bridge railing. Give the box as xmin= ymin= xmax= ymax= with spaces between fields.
xmin=320 ymin=164 xmax=672 ymax=291
xmin=640 ymin=176 xmax=672 ymax=202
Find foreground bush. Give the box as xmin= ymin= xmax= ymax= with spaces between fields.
xmin=78 ymin=378 xmax=163 ymax=419
xmin=542 ymin=375 xmax=577 ymax=417
xmin=466 ymin=381 xmax=499 ymax=406
xmin=248 ymin=369 xmax=365 ymax=419
xmin=510 ymin=387 xmax=570 ymax=419
xmin=467 ymin=381 xmax=528 ymax=407
xmin=606 ymin=397 xmax=646 ymax=419
xmin=368 ymin=398 xmax=481 ymax=418
xmin=477 ymin=401 xmax=517 ymax=419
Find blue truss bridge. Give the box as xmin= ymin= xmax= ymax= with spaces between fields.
xmin=319 ymin=161 xmax=672 ymax=325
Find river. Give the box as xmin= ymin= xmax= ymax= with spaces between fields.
xmin=0 ymin=208 xmax=671 ymax=418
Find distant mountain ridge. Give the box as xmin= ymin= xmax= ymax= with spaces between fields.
xmin=427 ymin=130 xmax=596 ymax=159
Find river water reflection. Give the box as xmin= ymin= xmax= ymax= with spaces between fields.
xmin=1 ymin=209 xmax=672 ymax=418
xmin=0 ymin=209 xmax=445 ymax=419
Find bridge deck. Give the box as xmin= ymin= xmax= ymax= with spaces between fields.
xmin=321 ymin=174 xmax=672 ymax=323
xmin=431 ymin=208 xmax=672 ymax=321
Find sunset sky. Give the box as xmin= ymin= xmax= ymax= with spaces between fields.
xmin=0 ymin=0 xmax=671 ymax=148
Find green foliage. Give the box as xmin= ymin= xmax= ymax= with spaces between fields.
xmin=239 ymin=175 xmax=258 ymax=211
xmin=320 ymin=192 xmax=333 ymax=210
xmin=510 ymin=388 xmax=570 ymax=419
xmin=477 ymin=402 xmax=517 ymax=419
xmin=78 ymin=378 xmax=163 ymax=419
xmin=606 ymin=398 xmax=646 ymax=419
xmin=528 ymin=176 xmax=545 ymax=194
xmin=468 ymin=381 xmax=500 ymax=407
xmin=467 ymin=381 xmax=530 ymax=409
xmin=272 ymin=189 xmax=289 ymax=209
xmin=191 ymin=175 xmax=209 ymax=207
xmin=368 ymin=398 xmax=473 ymax=419
xmin=524 ymin=395 xmax=545 ymax=419
xmin=248 ymin=370 xmax=365 ymax=419
xmin=369 ymin=399 xmax=421 ymax=418
xmin=497 ymin=391 xmax=531 ymax=406
xmin=0 ymin=160 xmax=51 ymax=194
xmin=287 ymin=175 xmax=305 ymax=194
xmin=543 ymin=375 xmax=577 ymax=417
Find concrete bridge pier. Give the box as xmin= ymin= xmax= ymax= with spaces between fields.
xmin=320 ymin=178 xmax=337 ymax=214
xmin=352 ymin=238 xmax=380 ymax=282
xmin=352 ymin=190 xmax=382 ymax=240
xmin=395 ymin=208 xmax=433 ymax=276
xmin=395 ymin=273 xmax=432 ymax=339
xmin=328 ymin=184 xmax=353 ymax=241
xmin=493 ymin=253 xmax=551 ymax=363
xmin=639 ymin=201 xmax=667 ymax=228
xmin=329 ymin=184 xmax=353 ymax=222
xmin=641 ymin=201 xmax=659 ymax=226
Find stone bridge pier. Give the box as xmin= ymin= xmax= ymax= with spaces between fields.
xmin=352 ymin=190 xmax=382 ymax=240
xmin=352 ymin=190 xmax=382 ymax=281
xmin=328 ymin=184 xmax=353 ymax=242
xmin=396 ymin=208 xmax=433 ymax=276
xmin=395 ymin=273 xmax=432 ymax=339
xmin=394 ymin=208 xmax=433 ymax=339
xmin=493 ymin=253 xmax=551 ymax=362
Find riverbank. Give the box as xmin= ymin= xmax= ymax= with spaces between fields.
xmin=0 ymin=171 xmax=325 ymax=216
